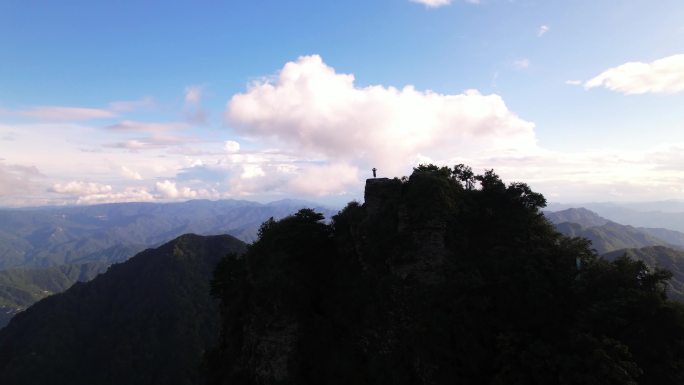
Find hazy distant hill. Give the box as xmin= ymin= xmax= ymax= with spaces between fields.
xmin=547 ymin=202 xmax=684 ymax=233
xmin=603 ymin=246 xmax=684 ymax=302
xmin=0 ymin=233 xmax=246 ymax=385
xmin=554 ymin=221 xmax=673 ymax=254
xmin=543 ymin=207 xmax=609 ymax=228
xmin=637 ymin=227 xmax=684 ymax=248
xmin=544 ymin=208 xmax=684 ymax=254
xmin=0 ymin=198 xmax=336 ymax=270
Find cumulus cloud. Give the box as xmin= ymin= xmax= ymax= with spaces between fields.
xmin=537 ymin=25 xmax=549 ymax=37
xmin=50 ymin=181 xmax=113 ymax=195
xmin=584 ymin=54 xmax=684 ymax=95
xmin=155 ymin=180 xmax=199 ymax=199
xmin=410 ymin=0 xmax=453 ymax=8
xmin=226 ymin=55 xmax=536 ymax=178
xmin=0 ymin=161 xmax=44 ymax=197
xmin=288 ymin=163 xmax=359 ymax=196
xmin=224 ymin=140 xmax=240 ymax=153
xmin=71 ymin=187 xmax=155 ymax=205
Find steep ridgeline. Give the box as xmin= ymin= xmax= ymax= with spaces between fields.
xmin=208 ymin=166 xmax=684 ymax=385
xmin=543 ymin=207 xmax=610 ymax=227
xmin=0 ymin=234 xmax=246 ymax=385
xmin=544 ymin=208 xmax=677 ymax=254
xmin=546 ymin=203 xmax=684 ymax=233
xmin=0 ymin=199 xmax=336 ymax=270
xmin=0 ymin=262 xmax=108 ymax=328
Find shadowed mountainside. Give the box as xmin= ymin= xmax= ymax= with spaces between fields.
xmin=0 ymin=262 xmax=109 ymax=328
xmin=0 ymin=233 xmax=246 ymax=385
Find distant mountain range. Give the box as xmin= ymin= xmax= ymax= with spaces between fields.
xmin=544 ymin=208 xmax=684 ymax=254
xmin=4 ymin=201 xmax=684 ymax=334
xmin=0 ymin=233 xmax=246 ymax=385
xmin=546 ymin=201 xmax=684 ymax=233
xmin=0 ymin=198 xmax=337 ymax=270
xmin=544 ymin=207 xmax=684 ymax=302
xmin=0 ymin=198 xmax=337 ymax=329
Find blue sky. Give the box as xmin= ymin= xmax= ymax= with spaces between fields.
xmin=1 ymin=0 xmax=684 ymax=206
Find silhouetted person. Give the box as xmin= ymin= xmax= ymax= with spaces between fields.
xmin=372 ymin=168 xmax=377 ymax=178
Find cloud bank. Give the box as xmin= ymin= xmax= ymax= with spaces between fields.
xmin=227 ymin=55 xmax=536 ymax=180
xmin=584 ymin=54 xmax=684 ymax=95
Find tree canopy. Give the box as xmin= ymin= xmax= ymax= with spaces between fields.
xmin=209 ymin=165 xmax=684 ymax=384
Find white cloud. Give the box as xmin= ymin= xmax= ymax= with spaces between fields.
xmin=72 ymin=187 xmax=156 ymax=205
xmin=512 ymin=58 xmax=530 ymax=69
xmin=0 ymin=161 xmax=43 ymax=197
xmin=51 ymin=181 xmax=112 ymax=195
xmin=584 ymin=54 xmax=684 ymax=95
xmin=105 ymin=120 xmax=189 ymax=131
xmin=227 ymin=55 xmax=536 ymax=179
xmin=154 ymin=180 xmax=199 ymax=199
xmin=108 ymin=134 xmax=200 ymax=151
xmin=241 ymin=164 xmax=265 ymax=179
xmin=410 ymin=0 xmax=453 ymax=8
xmin=565 ymin=80 xmax=582 ymax=86
xmin=537 ymin=25 xmax=549 ymax=37
xmin=224 ymin=140 xmax=240 ymax=153
xmin=120 ymin=166 xmax=142 ymax=180
xmin=18 ymin=106 xmax=116 ymax=121
xmin=288 ymin=163 xmax=359 ymax=196
xmin=3 ymin=99 xmax=153 ymax=123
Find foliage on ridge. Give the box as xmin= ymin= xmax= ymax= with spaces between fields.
xmin=209 ymin=164 xmax=684 ymax=385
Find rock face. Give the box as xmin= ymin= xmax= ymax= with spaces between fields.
xmin=363 ymin=176 xmax=449 ymax=283
xmin=364 ymin=178 xmax=402 ymax=218
xmin=208 ymin=170 xmax=482 ymax=384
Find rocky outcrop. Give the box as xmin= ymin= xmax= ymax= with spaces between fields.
xmin=362 ymin=175 xmax=450 ymax=284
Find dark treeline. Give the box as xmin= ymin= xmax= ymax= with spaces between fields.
xmin=208 ymin=165 xmax=684 ymax=385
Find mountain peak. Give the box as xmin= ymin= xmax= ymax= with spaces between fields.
xmin=544 ymin=207 xmax=610 ymax=228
